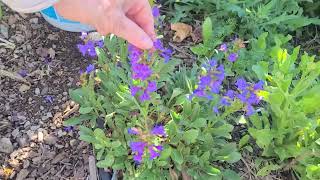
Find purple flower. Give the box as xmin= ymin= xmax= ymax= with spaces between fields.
xmin=220 ymin=98 xmax=231 ymax=106
xmin=77 ymin=41 xmax=98 ymax=57
xmin=153 ymin=39 xmax=173 ymax=63
xmin=253 ymin=80 xmax=264 ymax=91
xmin=18 ymin=69 xmax=28 ymax=77
xmin=64 ymin=126 xmax=74 ymax=132
xmin=45 ymin=95 xmax=53 ymax=104
xmin=154 ymin=39 xmax=164 ymax=50
xmin=225 ymin=90 xmax=235 ymax=99
xmin=96 ymin=40 xmax=104 ymax=48
xmin=130 ymin=141 xmax=147 ymax=163
xmin=246 ymin=105 xmax=255 ymax=116
xmin=86 ymin=64 xmax=95 ymax=74
xmin=193 ymin=61 xmax=225 ymax=100
xmin=151 ymin=126 xmax=166 ymax=136
xmin=219 ymin=43 xmax=228 ymax=52
xmin=132 ymin=64 xmax=153 ymax=81
xmin=149 ymin=145 xmax=163 ymax=160
xmin=139 ymin=90 xmax=151 ymax=102
xmin=236 ymin=78 xmax=248 ymax=90
xmin=78 ymin=44 xmax=87 ymax=56
xmin=147 ymin=81 xmax=157 ymax=92
xmin=152 ymin=6 xmax=160 ymax=18
xmin=130 ymin=86 xmax=141 ymax=96
xmin=128 ymin=128 xmax=139 ymax=135
xmin=228 ymin=53 xmax=238 ymax=62
xmin=213 ymin=106 xmax=219 ymax=114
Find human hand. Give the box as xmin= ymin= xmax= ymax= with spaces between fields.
xmin=54 ymin=0 xmax=155 ymax=49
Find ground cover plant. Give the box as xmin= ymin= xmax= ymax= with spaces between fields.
xmin=64 ymin=1 xmax=320 ymax=180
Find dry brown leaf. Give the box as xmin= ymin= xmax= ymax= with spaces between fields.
xmin=191 ymin=25 xmax=202 ymax=43
xmin=171 ymin=23 xmax=193 ymax=42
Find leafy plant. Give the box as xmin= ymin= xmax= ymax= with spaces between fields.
xmin=247 ymin=33 xmax=320 ymax=179
xmin=163 ymin=0 xmax=320 ymax=39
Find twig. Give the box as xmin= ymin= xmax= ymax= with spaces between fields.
xmin=88 ymin=156 xmax=98 ymax=180
xmin=241 ymin=158 xmax=257 ymax=180
xmin=55 ymin=164 xmax=66 ymax=177
xmin=0 ymin=37 xmax=15 ymax=49
xmin=0 ymin=69 xmax=30 ymax=85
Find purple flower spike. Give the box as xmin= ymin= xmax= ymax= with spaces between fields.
xmin=132 ymin=64 xmax=153 ymax=81
xmin=147 ymin=81 xmax=157 ymax=92
xmin=151 ymin=125 xmax=166 ymax=136
xmin=228 ymin=53 xmax=238 ymax=62
xmin=246 ymin=105 xmax=255 ymax=116
xmin=86 ymin=64 xmax=95 ymax=74
xmin=77 ymin=44 xmax=87 ymax=56
xmin=133 ymin=153 xmax=143 ymax=163
xmin=219 ymin=43 xmax=228 ymax=52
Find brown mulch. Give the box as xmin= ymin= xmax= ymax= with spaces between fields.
xmin=0 ymin=6 xmax=94 ymax=180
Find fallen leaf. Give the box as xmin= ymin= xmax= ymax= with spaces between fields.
xmin=171 ymin=23 xmax=193 ymax=42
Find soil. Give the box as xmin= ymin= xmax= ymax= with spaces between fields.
xmin=0 ymin=6 xmax=94 ymax=180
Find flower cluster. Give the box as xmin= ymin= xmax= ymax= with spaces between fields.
xmin=191 ymin=59 xmax=225 ymax=99
xmin=218 ymin=41 xmax=239 ymax=63
xmin=77 ymin=32 xmax=104 ymax=57
xmin=235 ymin=78 xmax=264 ymax=115
xmin=128 ymin=126 xmax=166 ymax=163
xmin=128 ymin=45 xmax=157 ymax=102
xmin=214 ymin=78 xmax=264 ymax=116
xmin=154 ymin=39 xmax=173 ymax=63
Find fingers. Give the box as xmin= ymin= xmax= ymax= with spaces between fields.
xmin=126 ymin=0 xmax=156 ymax=41
xmin=112 ymin=14 xmax=154 ymax=50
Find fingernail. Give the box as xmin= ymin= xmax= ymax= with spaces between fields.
xmin=141 ymin=36 xmax=153 ymax=49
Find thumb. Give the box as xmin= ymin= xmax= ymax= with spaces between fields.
xmin=113 ymin=15 xmax=153 ymax=50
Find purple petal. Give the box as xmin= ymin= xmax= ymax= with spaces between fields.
xmin=128 ymin=128 xmax=139 ymax=135
xmin=151 ymin=126 xmax=166 ymax=136
xmin=130 ymin=86 xmax=141 ymax=96
xmin=219 ymin=43 xmax=228 ymax=52
xmin=86 ymin=64 xmax=95 ymax=74
xmin=228 ymin=53 xmax=238 ymax=62
xmin=139 ymin=90 xmax=151 ymax=102
xmin=147 ymin=81 xmax=157 ymax=92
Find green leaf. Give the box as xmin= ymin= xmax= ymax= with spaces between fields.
xmin=183 ymin=129 xmax=199 ymax=144
xmin=202 ymin=17 xmax=213 ymax=45
xmin=79 ymin=107 xmax=93 ymax=114
xmin=204 ymin=165 xmax=221 ymax=176
xmin=171 ymin=149 xmax=183 ymax=165
xmin=190 ymin=118 xmax=207 ymax=128
xmin=111 ymin=141 xmax=121 ymax=148
xmin=256 ymin=32 xmax=268 ymax=50
xmin=257 ymin=164 xmax=281 ymax=177
xmin=69 ymin=89 xmax=85 ymax=104
xmin=252 ymin=61 xmax=269 ymax=81
xmin=159 ymin=146 xmax=172 ymax=160
xmin=96 ymin=154 xmax=115 ymax=168
xmin=239 ymin=135 xmax=250 ymax=148
xmin=190 ymin=44 xmax=208 ymax=56
xmin=96 ymin=148 xmax=104 ymax=160
xmin=249 ymin=128 xmax=274 ymax=148
xmin=222 ymin=169 xmax=240 ymax=180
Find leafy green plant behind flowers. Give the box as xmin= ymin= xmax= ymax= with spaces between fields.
xmin=164 ymin=0 xmax=320 ymax=38
xmin=247 ymin=33 xmax=320 ymax=179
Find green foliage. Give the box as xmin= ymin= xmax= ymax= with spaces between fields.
xmin=164 ymin=0 xmax=320 ymax=38
xmin=67 ymin=35 xmax=242 ymax=179
xmin=247 ymin=33 xmax=320 ymax=179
